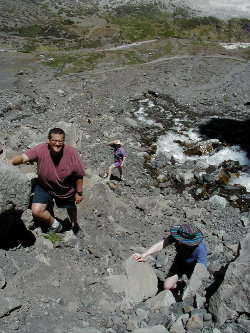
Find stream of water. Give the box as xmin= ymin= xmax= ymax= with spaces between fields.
xmin=134 ymin=99 xmax=250 ymax=192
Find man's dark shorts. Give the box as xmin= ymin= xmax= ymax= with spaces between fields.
xmin=32 ymin=184 xmax=75 ymax=209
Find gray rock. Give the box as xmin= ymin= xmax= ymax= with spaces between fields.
xmin=125 ymin=117 xmax=139 ymax=127
xmin=0 ymin=268 xmax=6 ymax=289
xmin=136 ymin=197 xmax=174 ymax=218
xmin=204 ymin=313 xmax=212 ymax=321
xmin=175 ymin=171 xmax=194 ymax=185
xmin=155 ymin=256 xmax=169 ymax=268
xmin=145 ymin=290 xmax=176 ymax=310
xmin=182 ymin=263 xmax=210 ymax=299
xmin=21 ymin=209 xmax=34 ymax=230
xmin=132 ymin=325 xmax=169 ymax=333
xmin=0 ymin=161 xmax=31 ymax=213
xmin=0 ymin=296 xmax=22 ymax=318
xmin=126 ymin=307 xmax=149 ymax=330
xmin=186 ymin=314 xmax=203 ymax=330
xmin=170 ymin=314 xmax=188 ymax=332
xmin=209 ymin=195 xmax=227 ymax=208
xmin=191 ymin=308 xmax=207 ymax=320
xmin=195 ymin=293 xmax=206 ymax=308
xmin=72 ymin=328 xmax=101 ymax=333
xmin=209 ymin=232 xmax=250 ymax=326
xmin=183 ymin=305 xmax=194 ymax=313
xmin=147 ymin=311 xmax=168 ymax=326
xmin=241 ymin=216 xmax=249 ymax=227
xmin=183 ymin=207 xmax=202 ymax=218
xmin=195 ymin=160 xmax=209 ymax=170
xmin=57 ymin=89 xmax=66 ymax=97
xmin=0 ymin=161 xmax=31 ymax=241
xmin=152 ymin=152 xmax=169 ymax=169
xmin=106 ymin=257 xmax=158 ymax=305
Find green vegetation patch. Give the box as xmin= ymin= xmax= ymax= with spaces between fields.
xmin=63 ymin=19 xmax=75 ymax=26
xmin=43 ymin=54 xmax=78 ymax=68
xmin=113 ymin=50 xmax=143 ymax=65
xmin=175 ymin=16 xmax=221 ymax=30
xmin=67 ymin=52 xmax=105 ymax=73
xmin=103 ymin=5 xmax=250 ymax=43
xmin=21 ymin=41 xmax=38 ymax=53
xmin=0 ymin=23 xmax=70 ymax=38
xmin=104 ymin=5 xmax=175 ymax=42
xmin=18 ymin=24 xmax=66 ymax=38
xmin=44 ymin=233 xmax=63 ymax=243
xmin=43 ymin=51 xmax=105 ymax=73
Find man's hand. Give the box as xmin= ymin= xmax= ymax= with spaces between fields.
xmin=75 ymin=193 xmax=83 ymax=204
xmin=131 ymin=253 xmax=144 ymax=262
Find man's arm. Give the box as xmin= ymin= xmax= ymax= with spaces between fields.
xmin=75 ymin=177 xmax=83 ymax=204
xmin=9 ymin=153 xmax=29 ymax=166
xmin=132 ymin=236 xmax=172 ymax=262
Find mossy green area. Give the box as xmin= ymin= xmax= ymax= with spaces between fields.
xmin=44 ymin=233 xmax=63 ymax=244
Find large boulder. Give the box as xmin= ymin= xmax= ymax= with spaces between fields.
xmin=82 ymin=180 xmax=132 ymax=221
xmin=182 ymin=263 xmax=210 ymax=299
xmin=0 ymin=291 xmax=22 ymax=318
xmin=145 ymin=290 xmax=176 ymax=310
xmin=106 ymin=257 xmax=158 ymax=306
xmin=0 ymin=161 xmax=31 ymax=213
xmin=0 ymin=161 xmax=31 ymax=241
xmin=135 ymin=196 xmax=174 ymax=218
xmin=209 ymin=232 xmax=250 ymax=326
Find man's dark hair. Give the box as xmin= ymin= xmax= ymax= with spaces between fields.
xmin=48 ymin=128 xmax=65 ymax=139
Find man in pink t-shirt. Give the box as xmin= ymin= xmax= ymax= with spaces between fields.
xmin=9 ymin=128 xmax=86 ymax=235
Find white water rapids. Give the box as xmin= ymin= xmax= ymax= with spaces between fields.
xmin=134 ymin=101 xmax=250 ymax=192
xmin=157 ymin=130 xmax=250 ymax=191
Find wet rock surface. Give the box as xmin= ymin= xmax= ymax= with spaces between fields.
xmin=0 ymin=1 xmax=250 ymax=333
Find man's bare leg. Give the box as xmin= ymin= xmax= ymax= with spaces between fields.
xmin=31 ymin=202 xmax=62 ymax=233
xmin=31 ymin=203 xmax=54 ymax=226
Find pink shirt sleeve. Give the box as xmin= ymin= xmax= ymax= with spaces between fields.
xmin=24 ymin=143 xmax=44 ymax=162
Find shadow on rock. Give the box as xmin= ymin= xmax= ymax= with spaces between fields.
xmin=199 ymin=118 xmax=250 ymax=159
xmin=0 ymin=212 xmax=36 ymax=250
xmin=206 ymin=264 xmax=228 ymax=300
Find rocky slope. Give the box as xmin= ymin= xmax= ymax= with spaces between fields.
xmin=0 ymin=1 xmax=250 ymax=333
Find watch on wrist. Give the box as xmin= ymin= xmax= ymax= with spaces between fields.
xmin=76 ymin=191 xmax=83 ymax=196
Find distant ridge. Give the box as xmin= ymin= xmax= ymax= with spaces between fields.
xmin=0 ymin=0 xmax=249 ymax=20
